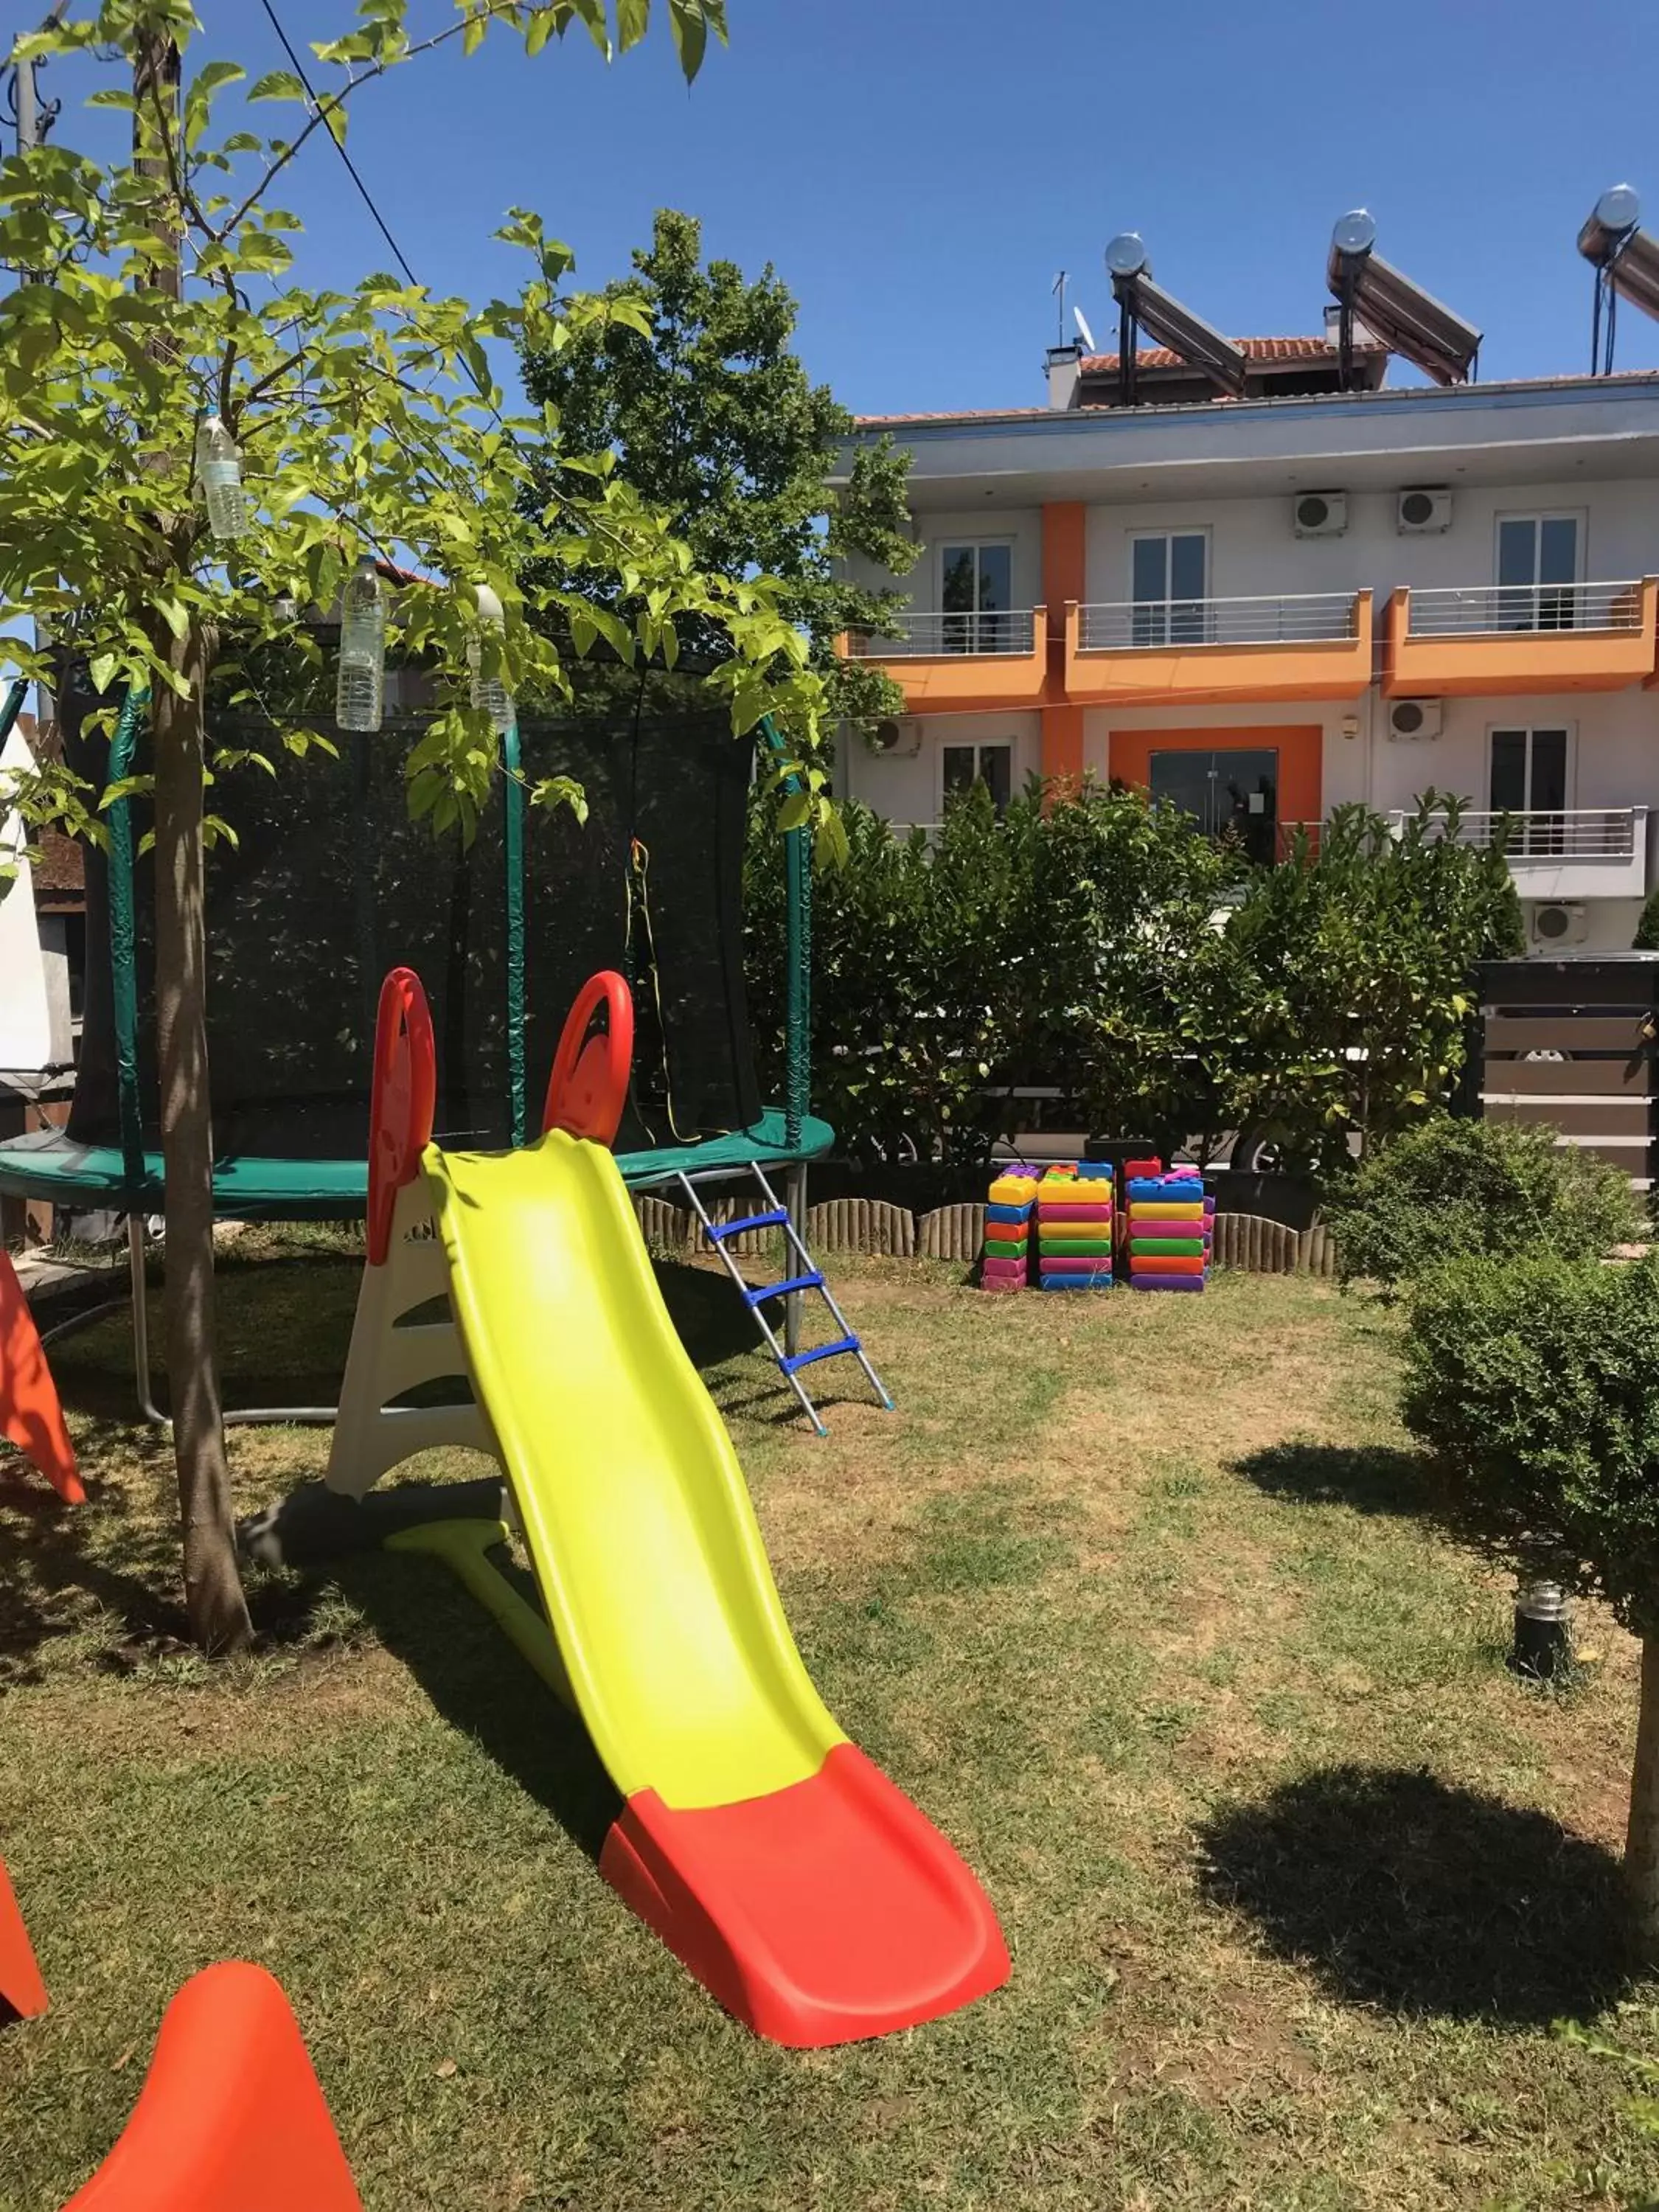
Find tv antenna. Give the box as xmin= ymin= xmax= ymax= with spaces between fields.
xmin=1051 ymin=269 xmax=1068 ymax=349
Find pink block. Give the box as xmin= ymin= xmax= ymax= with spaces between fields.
xmin=980 ymin=1257 xmax=1027 ymax=1287
xmin=1040 ymin=1256 xmax=1115 ymax=1276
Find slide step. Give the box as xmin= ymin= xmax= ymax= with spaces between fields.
xmin=706 ymin=1208 xmax=790 ymax=1242
xmin=781 ymin=1334 xmax=860 ymax=1376
xmin=745 ymin=1273 xmax=824 ymax=1308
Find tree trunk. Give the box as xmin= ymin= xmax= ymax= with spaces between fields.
xmin=1627 ymin=1632 xmax=1659 ymax=1955
xmin=151 ymin=622 xmax=251 ymax=1652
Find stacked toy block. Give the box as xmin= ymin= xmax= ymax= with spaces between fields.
xmin=981 ymin=1168 xmax=1039 ymax=1291
xmin=1127 ymin=1166 xmax=1209 ymax=1293
xmin=1036 ymin=1162 xmax=1114 ymax=1291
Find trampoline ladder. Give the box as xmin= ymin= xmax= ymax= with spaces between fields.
xmin=672 ymin=1165 xmax=892 ymax=1437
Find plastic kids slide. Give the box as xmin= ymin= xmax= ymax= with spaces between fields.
xmin=326 ymin=969 xmax=1009 ymax=2047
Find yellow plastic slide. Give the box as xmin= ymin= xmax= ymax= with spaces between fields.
xmin=424 ymin=1128 xmax=845 ymax=1811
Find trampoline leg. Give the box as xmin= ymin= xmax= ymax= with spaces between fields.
xmin=784 ymin=1164 xmax=807 ymax=1360
xmin=128 ymin=1214 xmax=171 ymax=1430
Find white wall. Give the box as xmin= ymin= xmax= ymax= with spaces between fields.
xmin=1366 ymin=689 xmax=1659 ymax=817
xmin=0 ymin=725 xmax=52 ymax=1074
xmin=838 ymin=711 xmax=1042 ymax=824
xmin=1081 ymin=477 xmax=1659 ymax=607
xmin=841 ymin=507 xmax=1043 ymax=611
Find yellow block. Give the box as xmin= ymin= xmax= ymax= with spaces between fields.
xmin=1130 ymin=1202 xmax=1206 ymax=1221
xmin=424 ymin=1130 xmax=844 ymax=1810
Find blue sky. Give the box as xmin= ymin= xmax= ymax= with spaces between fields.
xmin=32 ymin=0 xmax=1659 ymax=417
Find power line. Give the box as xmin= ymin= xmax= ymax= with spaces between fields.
xmin=257 ymin=0 xmax=420 ymax=291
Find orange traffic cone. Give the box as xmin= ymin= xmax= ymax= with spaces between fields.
xmin=0 ymin=1247 xmax=83 ymax=1504
xmin=0 ymin=1855 xmax=49 ymax=2023
xmin=63 ymin=1962 xmax=363 ymax=2212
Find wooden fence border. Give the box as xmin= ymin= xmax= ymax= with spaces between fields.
xmin=633 ymin=1195 xmax=1338 ymax=1278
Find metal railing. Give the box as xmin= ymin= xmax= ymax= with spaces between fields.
xmin=845 ymin=609 xmax=1037 ymax=658
xmin=1077 ymin=592 xmax=1360 ymax=651
xmin=1404 ymin=580 xmax=1644 ymax=636
xmin=1389 ymin=807 xmax=1640 ymax=859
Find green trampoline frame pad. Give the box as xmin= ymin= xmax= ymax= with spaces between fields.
xmin=0 ymin=1110 xmax=835 ymax=1220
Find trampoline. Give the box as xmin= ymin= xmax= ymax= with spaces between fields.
xmin=0 ymin=684 xmax=825 ymax=1422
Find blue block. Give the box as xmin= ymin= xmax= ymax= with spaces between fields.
xmin=986 ymin=1200 xmax=1033 ymax=1224
xmin=1130 ymin=1275 xmax=1206 ymax=1292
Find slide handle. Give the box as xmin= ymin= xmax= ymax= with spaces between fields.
xmin=542 ymin=971 xmax=633 ymax=1147
xmin=368 ymin=967 xmax=436 ymax=1265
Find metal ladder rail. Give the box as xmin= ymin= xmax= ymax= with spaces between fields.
xmin=673 ymin=1166 xmax=892 ymax=1434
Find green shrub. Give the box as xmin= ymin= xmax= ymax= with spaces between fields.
xmin=1635 ymin=886 xmax=1659 ymax=951
xmin=1321 ymin=1116 xmax=1645 ymax=1295
xmin=1402 ymin=1249 xmax=1659 ymax=1617
xmin=1402 ymin=1247 xmax=1659 ymax=1950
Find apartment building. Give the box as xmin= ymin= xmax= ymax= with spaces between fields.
xmin=833 ymin=339 xmax=1659 ymax=953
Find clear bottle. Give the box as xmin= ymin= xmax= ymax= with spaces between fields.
xmin=195 ymin=414 xmax=249 ymax=543
xmin=335 ymin=556 xmax=386 ymax=733
xmin=467 ymin=582 xmax=515 ymax=733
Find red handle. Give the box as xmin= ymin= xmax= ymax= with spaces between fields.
xmin=542 ymin=970 xmax=633 ymax=1146
xmin=367 ymin=967 xmax=436 ymax=1265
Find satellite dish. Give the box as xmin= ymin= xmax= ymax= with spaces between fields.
xmin=1105 ymin=232 xmax=1149 ymax=279
xmin=1331 ymin=208 xmax=1377 ymax=258
xmin=1073 ymin=305 xmax=1097 ymax=352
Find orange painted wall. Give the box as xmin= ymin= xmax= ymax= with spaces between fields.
xmin=1108 ymin=725 xmax=1324 ymax=824
xmin=1040 ymin=504 xmax=1088 ymax=783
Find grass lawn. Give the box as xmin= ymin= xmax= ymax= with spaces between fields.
xmin=3 ymin=1235 xmax=1658 ymax=2211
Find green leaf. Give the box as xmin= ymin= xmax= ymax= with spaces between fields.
xmin=616 ymin=0 xmax=650 ymax=49
xmin=87 ymin=653 xmax=118 ymax=696
xmin=248 ymin=71 xmax=310 ymax=103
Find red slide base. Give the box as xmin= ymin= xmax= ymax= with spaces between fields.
xmin=0 ymin=1248 xmax=83 ymax=1504
xmin=63 ymin=1963 xmax=361 ymax=2212
xmin=0 ymin=1856 xmax=48 ymax=2023
xmin=599 ymin=1743 xmax=1010 ymax=2048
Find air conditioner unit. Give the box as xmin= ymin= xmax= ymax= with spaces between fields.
xmin=872 ymin=717 xmax=923 ymax=758
xmin=1386 ymin=698 xmax=1444 ymax=740
xmin=1397 ymin=486 xmax=1453 ymax=534
xmin=1531 ymin=901 xmax=1589 ymax=948
xmin=1293 ymin=490 xmax=1348 ymax=538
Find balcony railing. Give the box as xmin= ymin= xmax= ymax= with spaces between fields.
xmin=1389 ymin=807 xmax=1640 ymax=860
xmin=1405 ymin=581 xmax=1645 ymax=636
xmin=1077 ymin=591 xmax=1361 ymax=650
xmin=845 ymin=609 xmax=1037 ymax=658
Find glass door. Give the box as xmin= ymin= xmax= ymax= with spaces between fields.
xmin=1150 ymin=745 xmax=1279 ymax=866
xmin=1497 ymin=516 xmax=1579 ymax=631
xmin=940 ymin=543 xmax=1014 ymax=653
xmin=1131 ymin=533 xmax=1208 ymax=646
xmin=1490 ymin=727 xmax=1568 ymax=853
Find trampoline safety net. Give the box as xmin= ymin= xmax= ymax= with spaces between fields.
xmin=63 ymin=700 xmax=762 ymax=1162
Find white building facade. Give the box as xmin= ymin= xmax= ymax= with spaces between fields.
xmin=835 ymin=366 xmax=1659 ymax=952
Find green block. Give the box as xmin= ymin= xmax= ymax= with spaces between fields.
xmin=1130 ymin=1237 xmax=1206 ymax=1256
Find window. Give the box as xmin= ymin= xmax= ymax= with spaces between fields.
xmin=1490 ymin=726 xmax=1569 ymax=853
xmin=942 ymin=740 xmax=1013 ymax=818
xmin=939 ymin=542 xmax=1014 ymax=653
xmin=1130 ymin=532 xmax=1208 ymax=645
xmin=1150 ymin=745 xmax=1279 ymax=866
xmin=1496 ymin=515 xmax=1581 ymax=630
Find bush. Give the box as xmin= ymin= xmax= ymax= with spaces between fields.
xmin=1402 ymin=1248 xmax=1659 ymax=1615
xmin=1402 ymin=1249 xmax=1659 ymax=1948
xmin=1635 ymin=885 xmax=1659 ymax=951
xmin=1321 ymin=1116 xmax=1646 ymax=1295
xmin=744 ymin=780 xmax=1525 ymax=1176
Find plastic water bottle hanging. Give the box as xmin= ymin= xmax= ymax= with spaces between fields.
xmin=335 ymin=556 xmax=386 ymax=733
xmin=195 ymin=415 xmax=248 ymax=544
xmin=468 ymin=584 xmax=515 ymax=732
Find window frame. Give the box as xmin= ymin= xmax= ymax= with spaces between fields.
xmin=1486 ymin=720 xmax=1575 ymax=846
xmin=1127 ymin=528 xmax=1211 ymax=645
xmin=939 ymin=737 xmax=1016 ymax=819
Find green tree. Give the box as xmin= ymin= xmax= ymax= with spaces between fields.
xmin=1213 ymin=798 xmax=1524 ymax=1176
xmin=519 ymin=206 xmax=918 ymax=733
xmin=0 ymin=0 xmax=821 ymax=1651
xmin=1402 ymin=1252 xmax=1659 ymax=1955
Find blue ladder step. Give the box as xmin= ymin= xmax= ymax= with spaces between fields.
xmin=745 ymin=1272 xmax=824 ymax=1308
xmin=706 ymin=1208 xmax=789 ymax=1242
xmin=781 ymin=1334 xmax=860 ymax=1376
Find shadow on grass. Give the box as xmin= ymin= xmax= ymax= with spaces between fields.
xmin=1233 ymin=1441 xmax=1437 ymax=1520
xmin=333 ymin=1545 xmax=622 ymax=1862
xmin=1197 ymin=1763 xmax=1632 ymax=2023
